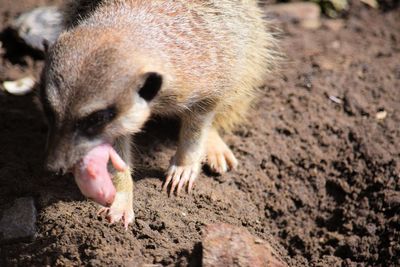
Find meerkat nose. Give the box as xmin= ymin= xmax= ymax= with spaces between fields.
xmin=46 ymin=162 xmax=66 ymax=175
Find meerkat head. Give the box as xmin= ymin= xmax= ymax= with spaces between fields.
xmin=39 ymin=28 xmax=163 ymax=174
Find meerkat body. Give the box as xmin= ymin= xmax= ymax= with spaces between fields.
xmin=41 ymin=0 xmax=278 ymax=227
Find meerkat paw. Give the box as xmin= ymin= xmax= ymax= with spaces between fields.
xmin=206 ymin=131 xmax=238 ymax=174
xmin=163 ymin=161 xmax=201 ymax=196
xmin=98 ymin=191 xmax=134 ymax=229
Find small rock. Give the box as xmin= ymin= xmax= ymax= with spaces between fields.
xmin=11 ymin=6 xmax=63 ymax=52
xmin=375 ymin=110 xmax=387 ymax=120
xmin=266 ymin=3 xmax=321 ymax=30
xmin=343 ymin=90 xmax=369 ymax=116
xmin=2 ymin=76 xmax=35 ymax=95
xmin=202 ymin=223 xmax=288 ymax=267
xmin=0 ymin=197 xmax=37 ymax=242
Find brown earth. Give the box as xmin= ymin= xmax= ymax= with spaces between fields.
xmin=0 ymin=1 xmax=399 ymax=266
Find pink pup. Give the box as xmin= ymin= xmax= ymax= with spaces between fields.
xmin=73 ymin=144 xmax=127 ymax=207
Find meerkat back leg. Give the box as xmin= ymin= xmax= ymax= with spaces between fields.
xmin=206 ymin=128 xmax=238 ymax=174
xmin=98 ymin=136 xmax=134 ymax=229
xmin=163 ymin=111 xmax=214 ymax=195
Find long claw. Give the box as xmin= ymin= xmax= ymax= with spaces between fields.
xmin=164 ymin=163 xmax=200 ymax=196
xmin=163 ymin=166 xmax=175 ymax=191
xmin=97 ymin=192 xmax=134 ymax=229
xmin=170 ymin=178 xmax=179 ymax=196
xmin=176 ymin=170 xmax=190 ymax=195
xmin=225 ymin=151 xmax=238 ymax=171
xmin=170 ymin=167 xmax=183 ymax=195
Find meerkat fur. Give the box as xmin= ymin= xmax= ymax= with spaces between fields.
xmin=40 ymin=0 xmax=280 ymax=227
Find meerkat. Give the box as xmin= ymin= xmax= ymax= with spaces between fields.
xmin=40 ymin=0 xmax=279 ymax=228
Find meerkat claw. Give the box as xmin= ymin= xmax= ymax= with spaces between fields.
xmin=97 ymin=192 xmax=134 ymax=230
xmin=164 ymin=163 xmax=200 ymax=196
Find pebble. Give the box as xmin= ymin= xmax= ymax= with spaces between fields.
xmin=2 ymin=76 xmax=35 ymax=96
xmin=375 ymin=110 xmax=387 ymax=120
xmin=0 ymin=197 xmax=37 ymax=242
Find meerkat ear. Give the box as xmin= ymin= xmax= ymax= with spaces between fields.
xmin=138 ymin=72 xmax=163 ymax=102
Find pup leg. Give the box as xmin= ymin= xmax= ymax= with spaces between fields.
xmin=99 ymin=136 xmax=134 ymax=229
xmin=206 ymin=128 xmax=238 ymax=174
xmin=163 ymin=111 xmax=214 ymax=195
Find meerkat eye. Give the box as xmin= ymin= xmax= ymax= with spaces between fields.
xmin=76 ymin=106 xmax=117 ymax=136
xmin=138 ymin=72 xmax=162 ymax=102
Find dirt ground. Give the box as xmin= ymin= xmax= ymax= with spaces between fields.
xmin=0 ymin=1 xmax=399 ymax=266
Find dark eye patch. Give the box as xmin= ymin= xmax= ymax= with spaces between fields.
xmin=75 ymin=106 xmax=117 ymax=136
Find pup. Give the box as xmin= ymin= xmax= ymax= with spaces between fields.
xmin=40 ymin=0 xmax=279 ymax=228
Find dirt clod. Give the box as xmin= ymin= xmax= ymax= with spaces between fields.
xmin=0 ymin=197 xmax=37 ymax=243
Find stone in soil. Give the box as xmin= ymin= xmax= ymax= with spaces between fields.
xmin=202 ymin=223 xmax=289 ymax=267
xmin=0 ymin=197 xmax=37 ymax=242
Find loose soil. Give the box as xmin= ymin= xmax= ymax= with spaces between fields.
xmin=0 ymin=1 xmax=399 ymax=266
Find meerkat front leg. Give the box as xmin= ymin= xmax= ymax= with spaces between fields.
xmin=163 ymin=111 xmax=215 ymax=195
xmin=99 ymin=136 xmax=134 ymax=229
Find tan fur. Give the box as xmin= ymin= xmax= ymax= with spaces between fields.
xmin=62 ymin=0 xmax=279 ymax=131
xmin=41 ymin=0 xmax=280 ymax=226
